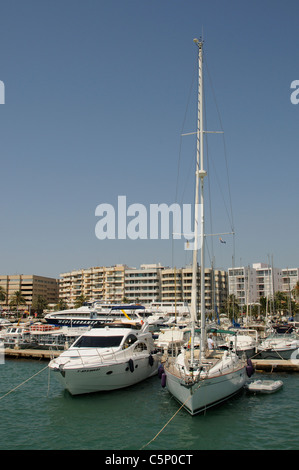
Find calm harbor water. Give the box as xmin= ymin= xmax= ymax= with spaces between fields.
xmin=0 ymin=358 xmax=298 ymax=451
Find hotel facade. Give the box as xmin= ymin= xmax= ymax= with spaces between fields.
xmin=1 ymin=262 xmax=297 ymax=313
xmin=0 ymin=274 xmax=59 ymax=311
xmin=59 ymin=263 xmax=228 ymax=312
xmin=228 ymin=263 xmax=299 ymax=307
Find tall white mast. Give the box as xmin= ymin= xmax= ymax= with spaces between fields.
xmin=190 ymin=38 xmax=206 ymax=363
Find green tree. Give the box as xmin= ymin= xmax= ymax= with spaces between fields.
xmin=54 ymin=299 xmax=68 ymax=311
xmin=9 ymin=290 xmax=26 ymax=309
xmin=274 ymin=291 xmax=290 ymax=315
xmin=0 ymin=286 xmax=6 ymax=303
xmin=293 ymin=281 xmax=299 ymax=302
xmin=225 ymin=294 xmax=240 ymax=320
xmin=259 ymin=296 xmax=267 ymax=315
xmin=32 ymin=295 xmax=48 ymax=316
xmin=74 ymin=294 xmax=87 ymax=308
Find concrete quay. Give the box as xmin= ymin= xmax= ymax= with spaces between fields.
xmin=252 ymin=358 xmax=299 ymax=373
xmin=4 ymin=348 xmax=61 ymax=361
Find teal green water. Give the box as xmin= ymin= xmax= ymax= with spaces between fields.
xmin=0 ymin=359 xmax=298 ymax=450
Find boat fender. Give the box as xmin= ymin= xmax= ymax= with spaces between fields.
xmin=128 ymin=359 xmax=134 ymax=373
xmin=148 ymin=354 xmax=154 ymax=366
xmin=158 ymin=364 xmax=164 ymax=378
xmin=161 ymin=372 xmax=166 ymax=388
xmin=246 ymin=359 xmax=254 ymax=377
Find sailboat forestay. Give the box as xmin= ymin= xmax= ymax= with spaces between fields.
xmin=163 ymin=39 xmax=249 ymax=415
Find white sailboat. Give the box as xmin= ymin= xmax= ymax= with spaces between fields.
xmin=163 ymin=39 xmax=249 ymax=415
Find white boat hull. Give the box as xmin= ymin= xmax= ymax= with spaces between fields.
xmin=245 ymin=379 xmax=283 ymax=394
xmin=257 ymin=334 xmax=299 ymax=360
xmin=51 ymin=353 xmax=160 ymax=395
xmin=257 ymin=345 xmax=299 ymax=360
xmin=165 ymin=364 xmax=247 ymax=415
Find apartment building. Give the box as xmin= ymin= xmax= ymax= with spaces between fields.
xmin=161 ymin=266 xmax=228 ymax=313
xmin=228 ymin=266 xmax=257 ymax=307
xmin=124 ymin=264 xmax=164 ymax=304
xmin=0 ymin=274 xmax=59 ymax=310
xmin=59 ymin=265 xmax=127 ymax=306
xmin=253 ymin=263 xmax=282 ymax=299
xmin=59 ymin=263 xmax=228 ymax=310
xmin=228 ymin=263 xmax=298 ymax=306
xmin=281 ymin=268 xmax=299 ymax=294
xmin=160 ymin=268 xmax=183 ymax=303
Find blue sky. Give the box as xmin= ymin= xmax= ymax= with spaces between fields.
xmin=0 ymin=0 xmax=298 ymax=278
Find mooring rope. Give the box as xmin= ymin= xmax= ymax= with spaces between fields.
xmin=0 ymin=364 xmax=49 ymax=400
xmin=140 ymin=381 xmax=201 ymax=450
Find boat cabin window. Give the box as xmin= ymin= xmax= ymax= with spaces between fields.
xmin=133 ymin=342 xmax=148 ymax=352
xmin=123 ymin=334 xmax=137 ymax=349
xmin=72 ymin=335 xmax=123 ymax=348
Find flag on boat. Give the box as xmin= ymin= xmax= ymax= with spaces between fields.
xmin=219 ymin=237 xmax=226 ymax=244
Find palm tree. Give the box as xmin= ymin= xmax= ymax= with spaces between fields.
xmin=74 ymin=294 xmax=87 ymax=308
xmin=9 ymin=290 xmax=26 ymax=317
xmin=54 ymin=299 xmax=68 ymax=311
xmin=274 ymin=291 xmax=289 ymax=314
xmin=293 ymin=281 xmax=299 ymax=302
xmin=0 ymin=286 xmax=6 ymax=303
xmin=32 ymin=295 xmax=48 ymax=316
xmin=225 ymin=294 xmax=240 ymax=320
xmin=259 ymin=296 xmax=267 ymax=315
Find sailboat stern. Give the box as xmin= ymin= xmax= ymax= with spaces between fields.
xmin=164 ymin=361 xmax=247 ymax=415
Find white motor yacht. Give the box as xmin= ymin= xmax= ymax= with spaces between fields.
xmin=49 ymin=321 xmax=161 ymax=395
xmin=0 ymin=318 xmax=11 ymax=330
xmin=218 ymin=329 xmax=258 ymax=359
xmin=0 ymin=323 xmax=31 ymax=348
xmin=155 ymin=327 xmax=193 ymax=356
xmin=45 ymin=303 xmax=147 ymax=327
xmin=257 ymin=332 xmax=299 ymax=360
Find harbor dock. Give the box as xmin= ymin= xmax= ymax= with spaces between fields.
xmin=3 ymin=348 xmax=299 ymax=372
xmin=4 ymin=348 xmax=61 ymax=360
xmin=252 ymin=358 xmax=299 ymax=373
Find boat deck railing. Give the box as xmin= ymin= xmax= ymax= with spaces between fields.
xmin=56 ymin=346 xmax=149 ymax=368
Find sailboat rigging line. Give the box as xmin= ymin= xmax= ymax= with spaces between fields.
xmin=172 ymin=58 xmax=197 ymax=269
xmin=175 ymin=60 xmax=197 ymax=206
xmin=204 ymin=85 xmax=214 ymax=266
xmin=203 ymin=57 xmax=236 ymax=266
xmin=140 ymin=382 xmax=202 ymax=450
xmin=176 ymin=49 xmax=235 ymax=269
xmin=0 ymin=364 xmax=49 ymax=400
xmin=204 ymin=55 xmax=235 ymax=234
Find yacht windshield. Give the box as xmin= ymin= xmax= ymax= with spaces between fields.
xmin=73 ymin=335 xmax=123 ymax=348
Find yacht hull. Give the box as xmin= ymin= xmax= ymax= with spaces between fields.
xmin=51 ymin=353 xmax=160 ymax=395
xmin=164 ymin=365 xmax=247 ymax=415
xmin=257 ymin=347 xmax=299 ymax=360
xmin=236 ymin=347 xmax=256 ymax=360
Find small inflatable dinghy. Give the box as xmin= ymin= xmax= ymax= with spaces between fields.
xmin=245 ymin=379 xmax=283 ymax=394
